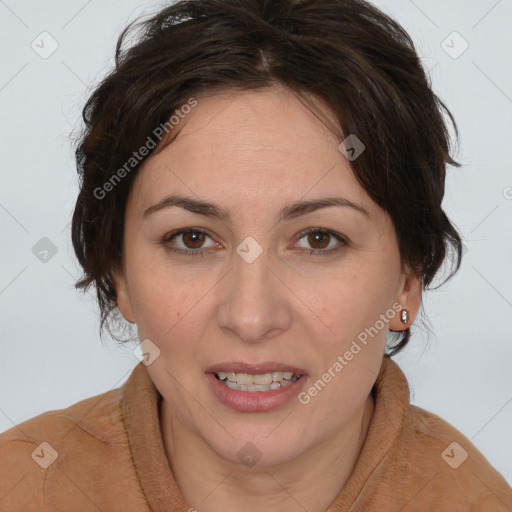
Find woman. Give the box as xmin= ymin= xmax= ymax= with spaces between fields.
xmin=1 ymin=0 xmax=511 ymax=510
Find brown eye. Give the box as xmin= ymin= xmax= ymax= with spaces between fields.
xmin=307 ymin=231 xmax=330 ymax=249
xmin=295 ymin=228 xmax=347 ymax=255
xmin=164 ymin=228 xmax=217 ymax=255
xmin=182 ymin=230 xmax=206 ymax=249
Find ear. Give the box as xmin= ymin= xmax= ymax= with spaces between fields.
xmin=389 ymin=271 xmax=422 ymax=331
xmin=113 ymin=270 xmax=136 ymax=323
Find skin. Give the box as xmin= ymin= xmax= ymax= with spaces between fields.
xmin=115 ymin=84 xmax=422 ymax=512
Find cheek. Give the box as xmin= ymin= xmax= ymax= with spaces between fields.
xmin=126 ymin=259 xmax=228 ymax=357
xmin=300 ymin=271 xmax=391 ymax=421
xmin=312 ymin=266 xmax=396 ymax=344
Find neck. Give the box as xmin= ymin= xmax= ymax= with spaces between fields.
xmin=160 ymin=390 xmax=375 ymax=512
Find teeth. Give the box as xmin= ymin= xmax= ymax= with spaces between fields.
xmin=253 ymin=373 xmax=272 ymax=385
xmin=217 ymin=371 xmax=299 ymax=384
xmin=236 ymin=373 xmax=254 ymax=385
xmin=271 ymin=371 xmax=284 ymax=381
xmin=215 ymin=371 xmax=301 ymax=392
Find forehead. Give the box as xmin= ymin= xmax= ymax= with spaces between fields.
xmin=128 ymin=86 xmax=375 ymax=219
xmin=166 ymin=86 xmax=342 ymax=164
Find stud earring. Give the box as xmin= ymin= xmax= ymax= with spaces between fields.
xmin=400 ymin=308 xmax=409 ymax=324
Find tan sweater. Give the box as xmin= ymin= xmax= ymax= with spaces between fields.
xmin=1 ymin=356 xmax=511 ymax=511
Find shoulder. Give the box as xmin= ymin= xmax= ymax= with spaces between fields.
xmin=0 ymin=384 xmax=126 ymax=460
xmin=0 ymin=383 xmax=144 ymax=511
xmin=398 ymin=403 xmax=512 ymax=510
xmin=371 ymin=358 xmax=512 ymax=510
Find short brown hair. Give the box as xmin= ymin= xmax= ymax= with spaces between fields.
xmin=72 ymin=0 xmax=463 ymax=355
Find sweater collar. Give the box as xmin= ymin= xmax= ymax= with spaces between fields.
xmin=121 ymin=362 xmax=190 ymax=511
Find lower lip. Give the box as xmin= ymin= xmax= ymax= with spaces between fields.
xmin=206 ymin=373 xmax=308 ymax=412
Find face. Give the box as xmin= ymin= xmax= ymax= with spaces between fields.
xmin=115 ymin=85 xmax=421 ymax=467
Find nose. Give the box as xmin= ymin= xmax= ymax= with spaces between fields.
xmin=215 ymin=243 xmax=292 ymax=344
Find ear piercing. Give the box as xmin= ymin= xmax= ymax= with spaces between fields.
xmin=400 ymin=308 xmax=409 ymax=324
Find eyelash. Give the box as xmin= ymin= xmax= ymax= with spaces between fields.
xmin=162 ymin=227 xmax=348 ymax=258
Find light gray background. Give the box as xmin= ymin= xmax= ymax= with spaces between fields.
xmin=1 ymin=0 xmax=511 ymax=488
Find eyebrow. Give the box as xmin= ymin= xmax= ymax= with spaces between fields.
xmin=143 ymin=194 xmax=371 ymax=221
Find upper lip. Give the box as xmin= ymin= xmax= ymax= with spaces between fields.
xmin=205 ymin=361 xmax=308 ymax=375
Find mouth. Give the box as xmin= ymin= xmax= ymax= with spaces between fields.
xmin=213 ymin=371 xmax=303 ymax=392
xmin=205 ymin=361 xmax=308 ymax=412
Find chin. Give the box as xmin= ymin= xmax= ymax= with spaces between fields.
xmin=205 ymin=425 xmax=309 ymax=468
